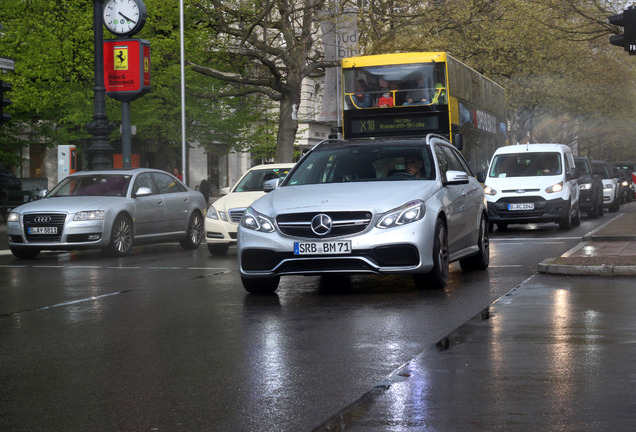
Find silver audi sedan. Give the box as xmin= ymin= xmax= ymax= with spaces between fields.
xmin=237 ymin=134 xmax=490 ymax=294
xmin=7 ymin=168 xmax=206 ymax=259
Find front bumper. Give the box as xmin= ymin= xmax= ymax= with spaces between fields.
xmin=205 ymin=218 xmax=238 ymax=245
xmin=7 ymin=214 xmax=109 ymax=250
xmin=486 ymin=196 xmax=569 ymax=225
xmin=238 ymin=216 xmax=436 ymax=278
xmin=578 ymin=190 xmax=597 ymax=211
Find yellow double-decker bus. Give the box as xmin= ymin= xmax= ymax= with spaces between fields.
xmin=341 ymin=52 xmax=507 ymax=172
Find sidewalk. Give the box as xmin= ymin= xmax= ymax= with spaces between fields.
xmin=538 ymin=207 xmax=636 ymax=276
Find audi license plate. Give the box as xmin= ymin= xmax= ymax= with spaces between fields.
xmin=294 ymin=240 xmax=352 ymax=255
xmin=508 ymin=203 xmax=534 ymax=211
xmin=28 ymin=226 xmax=58 ymax=235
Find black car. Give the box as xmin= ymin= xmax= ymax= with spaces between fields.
xmin=574 ymin=156 xmax=604 ymax=218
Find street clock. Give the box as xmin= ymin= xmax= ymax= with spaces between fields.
xmin=103 ymin=0 xmax=147 ymax=37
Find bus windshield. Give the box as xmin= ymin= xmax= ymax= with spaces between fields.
xmin=343 ymin=63 xmax=447 ymax=109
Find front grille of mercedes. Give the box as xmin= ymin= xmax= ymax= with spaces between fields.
xmin=276 ymin=211 xmax=372 ymax=239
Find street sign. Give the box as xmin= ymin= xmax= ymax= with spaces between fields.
xmin=0 ymin=57 xmax=15 ymax=71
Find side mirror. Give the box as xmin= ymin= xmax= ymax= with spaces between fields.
xmin=476 ymin=171 xmax=487 ymax=183
xmin=263 ymin=178 xmax=280 ymax=192
xmin=37 ymin=189 xmax=48 ymax=199
xmin=220 ymin=186 xmax=230 ymax=196
xmin=570 ymin=167 xmax=580 ymax=180
xmin=135 ymin=187 xmax=152 ymax=197
xmin=444 ymin=170 xmax=469 ymax=185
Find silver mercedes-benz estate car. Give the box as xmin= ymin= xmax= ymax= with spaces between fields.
xmin=237 ymin=134 xmax=490 ymax=294
xmin=7 ymin=168 xmax=206 ymax=259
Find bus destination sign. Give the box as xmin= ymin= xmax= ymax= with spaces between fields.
xmin=350 ymin=114 xmax=440 ymax=137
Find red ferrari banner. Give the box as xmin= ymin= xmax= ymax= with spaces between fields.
xmin=104 ymin=39 xmax=151 ymax=102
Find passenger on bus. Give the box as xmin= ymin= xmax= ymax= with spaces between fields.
xmin=377 ymin=79 xmax=394 ymax=107
xmin=350 ymin=79 xmax=372 ymax=108
xmin=403 ymin=74 xmax=431 ymax=105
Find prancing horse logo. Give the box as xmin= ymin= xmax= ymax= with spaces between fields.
xmin=311 ymin=214 xmax=332 ymax=236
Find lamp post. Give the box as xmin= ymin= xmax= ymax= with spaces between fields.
xmin=86 ymin=0 xmax=115 ymax=170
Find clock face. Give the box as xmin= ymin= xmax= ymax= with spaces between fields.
xmin=103 ymin=0 xmax=146 ymax=36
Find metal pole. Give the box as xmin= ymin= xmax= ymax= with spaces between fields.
xmin=87 ymin=0 xmax=115 ymax=170
xmin=180 ymin=0 xmax=187 ymax=184
xmin=121 ymin=101 xmax=131 ymax=168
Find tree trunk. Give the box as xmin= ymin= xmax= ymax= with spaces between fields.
xmin=275 ymin=85 xmax=301 ymax=163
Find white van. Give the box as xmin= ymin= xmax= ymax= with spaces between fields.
xmin=484 ymin=144 xmax=580 ymax=231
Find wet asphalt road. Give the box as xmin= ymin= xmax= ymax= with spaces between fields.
xmin=0 ymin=209 xmax=628 ymax=431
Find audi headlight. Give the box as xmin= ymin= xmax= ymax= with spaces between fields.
xmin=603 ymin=183 xmax=613 ymax=190
xmin=74 ymin=210 xmax=105 ymax=221
xmin=579 ymin=183 xmax=592 ymax=190
xmin=546 ymin=182 xmax=563 ymax=194
xmin=7 ymin=212 xmax=19 ymax=222
xmin=241 ymin=207 xmax=275 ymax=233
xmin=377 ymin=200 xmax=425 ymax=229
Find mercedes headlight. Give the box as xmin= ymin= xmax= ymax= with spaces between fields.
xmin=241 ymin=207 xmax=275 ymax=233
xmin=377 ymin=200 xmax=425 ymax=229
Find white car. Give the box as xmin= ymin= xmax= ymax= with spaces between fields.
xmin=237 ymin=135 xmax=490 ymax=294
xmin=592 ymin=160 xmax=621 ymax=212
xmin=205 ymin=163 xmax=294 ymax=255
xmin=483 ymin=144 xmax=581 ymax=231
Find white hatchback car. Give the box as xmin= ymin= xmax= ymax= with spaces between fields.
xmin=205 ymin=163 xmax=294 ymax=255
xmin=237 ymin=135 xmax=490 ymax=294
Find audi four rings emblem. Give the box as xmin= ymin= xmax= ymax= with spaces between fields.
xmin=34 ymin=216 xmax=52 ymax=223
xmin=311 ymin=214 xmax=332 ymax=236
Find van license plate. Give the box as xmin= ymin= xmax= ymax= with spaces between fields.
xmin=294 ymin=240 xmax=352 ymax=255
xmin=508 ymin=203 xmax=534 ymax=211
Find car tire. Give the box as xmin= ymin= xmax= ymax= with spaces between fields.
xmin=559 ymin=202 xmax=572 ymax=230
xmin=180 ymin=211 xmax=203 ymax=249
xmin=459 ymin=214 xmax=489 ymax=271
xmin=414 ymin=218 xmax=449 ymax=289
xmin=105 ymin=215 xmax=134 ymax=257
xmin=241 ymin=276 xmax=280 ymax=294
xmin=612 ymin=193 xmax=621 ymax=212
xmin=10 ymin=247 xmax=40 ymax=259
xmin=208 ymin=243 xmax=230 ymax=256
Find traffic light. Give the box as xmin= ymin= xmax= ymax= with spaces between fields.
xmin=609 ymin=6 xmax=636 ymax=55
xmin=0 ymin=80 xmax=11 ymax=124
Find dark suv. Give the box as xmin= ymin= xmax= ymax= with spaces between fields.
xmin=574 ymin=157 xmax=604 ymax=218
